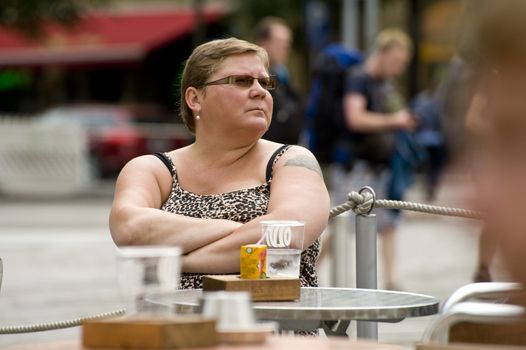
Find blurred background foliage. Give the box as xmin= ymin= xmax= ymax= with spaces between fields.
xmin=0 ymin=0 xmax=463 ymax=111
xmin=0 ymin=0 xmax=106 ymax=38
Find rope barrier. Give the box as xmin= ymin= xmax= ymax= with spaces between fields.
xmin=0 ymin=186 xmax=483 ymax=334
xmin=330 ymin=189 xmax=483 ymax=220
xmin=0 ymin=309 xmax=125 ymax=334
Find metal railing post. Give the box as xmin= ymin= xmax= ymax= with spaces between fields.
xmin=331 ymin=212 xmax=352 ymax=287
xmin=356 ymin=213 xmax=378 ymax=340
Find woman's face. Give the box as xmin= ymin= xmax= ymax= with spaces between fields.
xmin=196 ymin=53 xmax=273 ymax=143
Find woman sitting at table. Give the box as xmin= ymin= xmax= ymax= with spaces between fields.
xmin=109 ymin=37 xmax=330 ymax=289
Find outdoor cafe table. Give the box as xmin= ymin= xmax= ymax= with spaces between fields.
xmin=146 ymin=287 xmax=440 ymax=337
xmin=4 ymin=336 xmax=405 ymax=350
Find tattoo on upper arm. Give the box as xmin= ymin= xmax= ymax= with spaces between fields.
xmin=283 ymin=155 xmax=323 ymax=178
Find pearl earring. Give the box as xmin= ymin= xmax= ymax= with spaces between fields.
xmin=195 ymin=115 xmax=200 ymax=120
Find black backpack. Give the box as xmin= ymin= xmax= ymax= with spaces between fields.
xmin=306 ymin=44 xmax=363 ymax=166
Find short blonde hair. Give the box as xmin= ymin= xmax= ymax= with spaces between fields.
xmin=179 ymin=37 xmax=269 ymax=133
xmin=373 ymin=28 xmax=413 ymax=55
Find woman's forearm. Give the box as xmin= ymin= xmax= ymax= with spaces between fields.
xmin=181 ymin=217 xmax=263 ymax=273
xmin=182 ymin=247 xmax=240 ymax=273
xmin=181 ymin=210 xmax=324 ymax=273
xmin=109 ymin=205 xmax=242 ymax=253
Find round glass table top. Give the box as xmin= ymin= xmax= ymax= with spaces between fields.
xmin=147 ymin=287 xmax=439 ymax=321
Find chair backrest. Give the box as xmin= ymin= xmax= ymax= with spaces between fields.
xmin=416 ymin=341 xmax=526 ymax=350
xmin=442 ymin=282 xmax=523 ymax=312
xmin=423 ymin=302 xmax=526 ymax=344
xmin=449 ymin=321 xmax=526 ymax=346
xmin=432 ymin=282 xmax=526 ymax=346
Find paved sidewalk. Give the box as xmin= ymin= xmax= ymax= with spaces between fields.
xmin=0 ymin=175 xmax=498 ymax=348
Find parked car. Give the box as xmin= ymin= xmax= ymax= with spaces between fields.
xmin=37 ymin=103 xmax=192 ymax=178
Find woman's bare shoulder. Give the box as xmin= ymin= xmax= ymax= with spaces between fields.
xmin=121 ymin=154 xmax=167 ymax=173
xmin=117 ymin=152 xmax=176 ymax=187
xmin=253 ymin=141 xmax=322 ymax=179
xmin=114 ymin=154 xmax=175 ymax=206
xmin=258 ymin=140 xmax=313 ymax=156
xmin=165 ymin=144 xmax=192 ymax=159
xmin=274 ymin=145 xmax=322 ymax=178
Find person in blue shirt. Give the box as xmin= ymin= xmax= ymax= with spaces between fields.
xmin=341 ymin=29 xmax=416 ymax=290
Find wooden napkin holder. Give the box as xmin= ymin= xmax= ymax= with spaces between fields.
xmin=202 ymin=275 xmax=300 ymax=301
xmin=82 ymin=314 xmax=218 ymax=349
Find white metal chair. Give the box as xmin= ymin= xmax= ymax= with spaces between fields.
xmin=422 ymin=283 xmax=526 ymax=345
xmin=441 ymin=282 xmax=523 ymax=312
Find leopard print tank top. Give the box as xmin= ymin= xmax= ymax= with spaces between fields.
xmin=155 ymin=145 xmax=320 ymax=289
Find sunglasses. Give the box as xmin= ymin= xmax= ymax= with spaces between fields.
xmin=202 ymin=75 xmax=277 ymax=90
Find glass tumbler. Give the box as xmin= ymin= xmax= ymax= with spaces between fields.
xmin=260 ymin=220 xmax=305 ymax=278
xmin=116 ymin=245 xmax=181 ymax=315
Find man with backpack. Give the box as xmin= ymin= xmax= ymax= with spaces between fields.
xmin=255 ymin=17 xmax=303 ymax=145
xmin=306 ymin=43 xmax=363 ymax=168
xmin=342 ymin=29 xmax=416 ymax=290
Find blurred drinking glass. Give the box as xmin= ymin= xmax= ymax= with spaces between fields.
xmin=116 ymin=246 xmax=181 ymax=315
xmin=201 ymin=291 xmax=256 ymax=331
xmin=261 ymin=220 xmax=304 ymax=278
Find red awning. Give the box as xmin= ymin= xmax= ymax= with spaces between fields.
xmin=0 ymin=6 xmax=226 ymax=67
